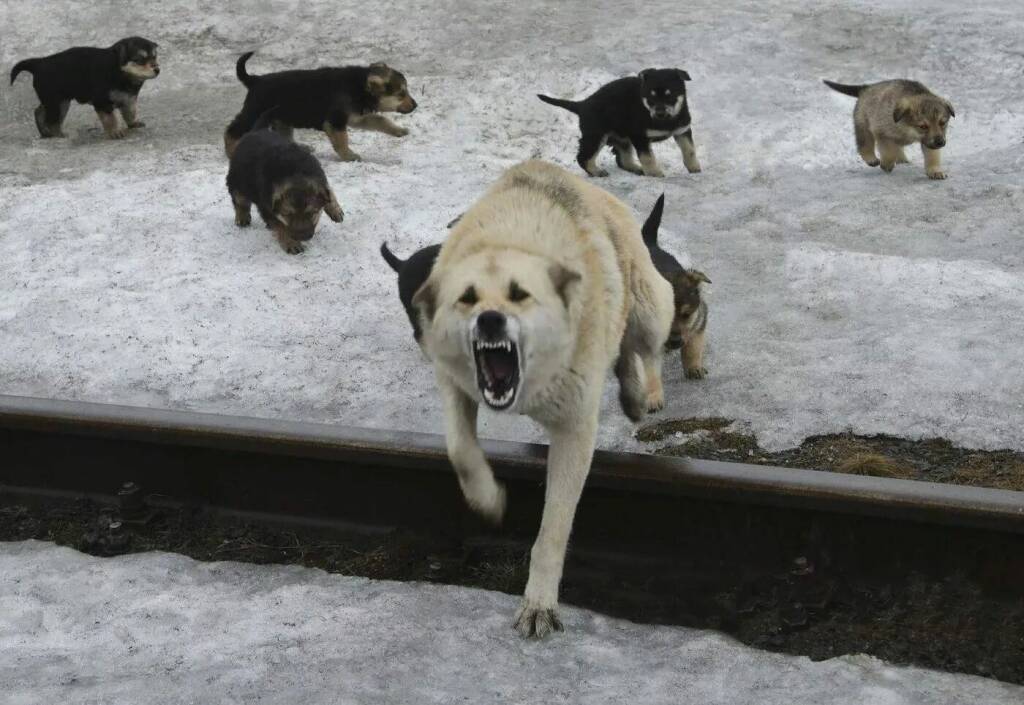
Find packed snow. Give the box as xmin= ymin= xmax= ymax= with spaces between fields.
xmin=1 ymin=0 xmax=1023 ymax=452
xmin=0 ymin=541 xmax=1019 ymax=704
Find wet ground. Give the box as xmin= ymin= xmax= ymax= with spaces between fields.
xmin=637 ymin=418 xmax=1024 ymax=490
xmin=2 ymin=490 xmax=1021 ymax=685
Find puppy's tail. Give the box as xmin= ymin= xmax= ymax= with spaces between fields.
xmin=380 ymin=242 xmax=405 ymax=273
xmin=641 ymin=193 xmax=665 ymax=247
xmin=537 ymin=94 xmax=582 ymax=114
xmin=822 ymin=79 xmax=867 ymax=98
xmin=10 ymin=58 xmax=38 ymax=85
xmin=236 ymin=51 xmax=258 ymax=88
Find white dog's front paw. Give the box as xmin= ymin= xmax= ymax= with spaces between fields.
xmin=463 ymin=478 xmax=507 ymax=525
xmin=513 ymin=599 xmax=563 ymax=639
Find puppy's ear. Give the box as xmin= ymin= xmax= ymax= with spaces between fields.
xmin=367 ymin=63 xmax=391 ymax=95
xmin=638 ymin=68 xmax=655 ymax=83
xmin=113 ymin=40 xmax=129 ymax=65
xmin=412 ymin=278 xmax=437 ymax=323
xmin=688 ymin=269 xmax=711 ymax=285
xmin=944 ymin=101 xmax=955 ymax=118
xmin=892 ymin=98 xmax=911 ymax=124
xmin=676 ymin=69 xmax=691 ymax=81
xmin=548 ymin=263 xmax=581 ymax=307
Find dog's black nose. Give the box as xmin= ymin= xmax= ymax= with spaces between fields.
xmin=153 ymin=67 xmax=160 ymax=76
xmin=931 ymin=138 xmax=945 ymax=148
xmin=476 ymin=310 xmax=506 ymax=339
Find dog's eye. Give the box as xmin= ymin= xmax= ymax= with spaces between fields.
xmin=458 ymin=286 xmax=478 ymax=306
xmin=508 ymin=282 xmax=530 ymax=303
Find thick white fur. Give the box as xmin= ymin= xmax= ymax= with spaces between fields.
xmin=414 ymin=160 xmax=674 ymax=637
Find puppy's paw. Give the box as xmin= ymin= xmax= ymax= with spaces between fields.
xmin=927 ymin=169 xmax=948 ymax=180
xmin=686 ymin=162 xmax=703 ymax=174
xmin=643 ymin=167 xmax=666 ymax=178
xmin=588 ymin=168 xmax=610 ymax=178
xmin=646 ymin=390 xmax=665 ymax=414
xmin=865 ymin=159 xmax=880 ymax=167
xmin=879 ymin=162 xmax=895 ymax=173
xmin=325 ymin=204 xmax=345 ymax=223
xmin=464 ymin=478 xmax=507 ymax=526
xmin=392 ymin=126 xmax=410 ymax=137
xmin=513 ymin=601 xmax=564 ymax=639
xmin=107 ymin=127 xmax=128 ymax=140
xmin=340 ymin=151 xmax=363 ymax=162
xmin=127 ymin=121 xmax=146 ymax=129
xmin=284 ymin=242 xmax=306 ymax=255
xmin=235 ymin=212 xmax=251 ymax=227
xmin=684 ymin=367 xmax=708 ymax=380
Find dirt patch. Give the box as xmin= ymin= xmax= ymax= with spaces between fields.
xmin=637 ymin=419 xmax=1024 ymax=491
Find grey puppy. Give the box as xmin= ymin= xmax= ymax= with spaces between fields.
xmin=823 ymin=79 xmax=955 ymax=180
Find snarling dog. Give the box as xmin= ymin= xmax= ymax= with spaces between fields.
xmin=538 ymin=68 xmax=701 ymax=178
xmin=10 ymin=37 xmax=160 ymax=139
xmin=641 ymin=194 xmax=710 ymax=379
xmin=413 ymin=160 xmax=674 ymax=637
xmin=823 ymin=79 xmax=955 ymax=180
xmin=226 ymin=111 xmax=345 ymax=254
xmin=224 ymin=52 xmax=417 ymax=161
xmin=380 ymin=242 xmax=442 ymax=348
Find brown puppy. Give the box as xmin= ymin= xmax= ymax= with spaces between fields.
xmin=824 ymin=79 xmax=954 ymax=180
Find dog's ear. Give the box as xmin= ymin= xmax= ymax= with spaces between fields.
xmin=676 ymin=69 xmax=691 ymax=82
xmin=548 ymin=263 xmax=581 ymax=307
xmin=638 ymin=68 xmax=655 ymax=83
xmin=113 ymin=40 xmax=129 ymax=65
xmin=412 ymin=278 xmax=437 ymax=323
xmin=892 ymin=98 xmax=911 ymax=124
xmin=687 ymin=269 xmax=711 ymax=285
xmin=944 ymin=100 xmax=955 ymax=118
xmin=367 ymin=63 xmax=391 ymax=95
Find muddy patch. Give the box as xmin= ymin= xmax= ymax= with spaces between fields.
xmin=637 ymin=419 xmax=1024 ymax=491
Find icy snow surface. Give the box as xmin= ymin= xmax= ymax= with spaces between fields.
xmin=1 ymin=0 xmax=1023 ymax=451
xmin=1 ymin=541 xmax=1021 ymax=704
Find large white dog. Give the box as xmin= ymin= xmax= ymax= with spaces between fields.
xmin=413 ymin=160 xmax=674 ymax=637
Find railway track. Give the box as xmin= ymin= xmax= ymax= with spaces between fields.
xmin=2 ymin=393 xmax=1023 ymax=682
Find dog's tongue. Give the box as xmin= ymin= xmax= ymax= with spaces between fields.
xmin=484 ymin=350 xmax=515 ymax=384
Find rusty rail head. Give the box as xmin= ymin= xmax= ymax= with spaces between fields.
xmin=0 ymin=393 xmax=1022 ymax=533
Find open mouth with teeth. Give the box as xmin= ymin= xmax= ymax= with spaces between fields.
xmin=473 ymin=338 xmax=520 ymax=410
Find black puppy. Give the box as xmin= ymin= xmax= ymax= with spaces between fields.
xmin=10 ymin=37 xmax=159 ymax=139
xmin=642 ymin=194 xmax=711 ymax=379
xmin=380 ymin=242 xmax=442 ymax=347
xmin=224 ymin=52 xmax=417 ymax=161
xmin=538 ymin=68 xmax=701 ymax=178
xmin=227 ymin=110 xmax=345 ymax=254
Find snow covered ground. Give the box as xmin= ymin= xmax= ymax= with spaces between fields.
xmin=1 ymin=0 xmax=1023 ymax=452
xmin=0 ymin=541 xmax=1019 ymax=704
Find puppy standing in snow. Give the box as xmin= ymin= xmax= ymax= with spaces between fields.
xmin=823 ymin=79 xmax=955 ymax=180
xmin=413 ymin=160 xmax=674 ymax=637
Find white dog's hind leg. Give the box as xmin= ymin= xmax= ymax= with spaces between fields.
xmin=440 ymin=375 xmax=506 ymax=524
xmin=614 ymin=351 xmax=647 ymax=422
xmin=514 ymin=413 xmax=597 ymax=638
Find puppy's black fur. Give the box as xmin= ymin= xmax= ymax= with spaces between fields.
xmin=538 ymin=68 xmax=701 ymax=177
xmin=642 ymin=194 xmax=711 ymax=378
xmin=227 ymin=110 xmax=344 ymax=254
xmin=10 ymin=37 xmax=159 ymax=139
xmin=381 ymin=242 xmax=442 ymax=344
xmin=224 ymin=52 xmax=417 ymax=161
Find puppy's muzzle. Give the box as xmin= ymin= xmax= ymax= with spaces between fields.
xmin=928 ymin=137 xmax=946 ymax=149
xmin=398 ymin=97 xmax=417 ymax=114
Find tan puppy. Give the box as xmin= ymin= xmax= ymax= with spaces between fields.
xmin=824 ymin=79 xmax=955 ymax=179
xmin=413 ymin=160 xmax=674 ymax=637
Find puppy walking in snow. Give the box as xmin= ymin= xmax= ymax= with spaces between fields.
xmin=413 ymin=160 xmax=674 ymax=637
xmin=10 ymin=37 xmax=160 ymax=140
xmin=823 ymin=79 xmax=955 ymax=180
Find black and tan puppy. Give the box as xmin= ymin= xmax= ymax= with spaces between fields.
xmin=227 ymin=111 xmax=345 ymax=254
xmin=538 ymin=69 xmax=701 ymax=178
xmin=224 ymin=52 xmax=417 ymax=161
xmin=824 ymin=79 xmax=955 ymax=180
xmin=380 ymin=242 xmax=442 ymax=347
xmin=10 ymin=37 xmax=159 ymax=139
xmin=642 ymin=194 xmax=710 ymax=379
